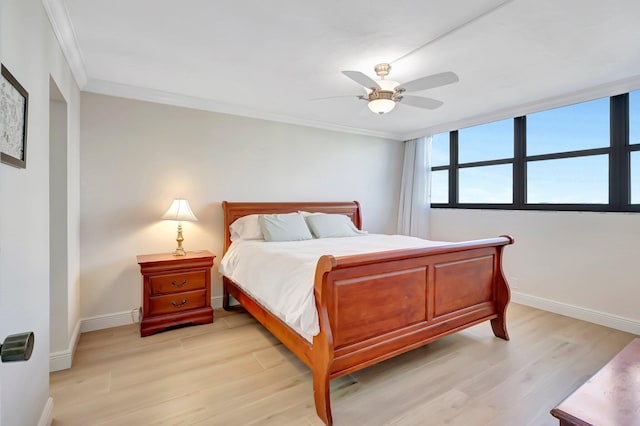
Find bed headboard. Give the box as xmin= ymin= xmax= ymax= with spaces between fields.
xmin=221 ymin=201 xmax=362 ymax=254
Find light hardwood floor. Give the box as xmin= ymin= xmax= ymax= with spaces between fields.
xmin=50 ymin=304 xmax=635 ymax=425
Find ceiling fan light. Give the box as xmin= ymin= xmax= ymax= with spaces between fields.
xmin=368 ymin=98 xmax=396 ymax=115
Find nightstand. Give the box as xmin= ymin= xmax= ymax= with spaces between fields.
xmin=137 ymin=251 xmax=215 ymax=337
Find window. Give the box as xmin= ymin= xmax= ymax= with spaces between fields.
xmin=458 ymin=119 xmax=513 ymax=163
xmin=430 ymin=169 xmax=448 ymax=204
xmin=527 ymin=156 xmax=608 ymax=204
xmin=431 ymin=120 xmax=514 ymax=205
xmin=459 ymin=164 xmax=512 ymax=203
xmin=525 ymin=99 xmax=610 ymax=205
xmin=430 ymin=91 xmax=640 ymax=212
xmin=630 ymin=91 xmax=640 ymax=145
xmin=629 ymin=90 xmax=640 ymax=204
xmin=632 ymin=151 xmax=640 ymax=204
xmin=429 ymin=132 xmax=450 ymax=203
xmin=527 ymin=98 xmax=609 ymax=156
xmin=431 ymin=132 xmax=449 ymax=167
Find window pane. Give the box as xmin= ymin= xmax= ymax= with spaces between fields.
xmin=459 ymin=164 xmax=512 ymax=203
xmin=458 ymin=119 xmax=513 ymax=163
xmin=430 ymin=170 xmax=448 ymax=203
xmin=630 ymin=90 xmax=640 ymax=146
xmin=527 ymin=98 xmax=609 ymax=156
xmin=632 ymin=151 xmax=640 ymax=204
xmin=431 ymin=132 xmax=449 ymax=167
xmin=527 ymin=155 xmax=608 ymax=204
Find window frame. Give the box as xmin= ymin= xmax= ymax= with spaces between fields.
xmin=430 ymin=93 xmax=640 ymax=212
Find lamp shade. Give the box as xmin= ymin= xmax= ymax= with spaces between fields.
xmin=161 ymin=199 xmax=198 ymax=222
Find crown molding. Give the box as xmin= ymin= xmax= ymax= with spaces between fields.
xmin=402 ymin=73 xmax=640 ymax=140
xmin=83 ymin=78 xmax=401 ymax=140
xmin=41 ymin=0 xmax=88 ymax=88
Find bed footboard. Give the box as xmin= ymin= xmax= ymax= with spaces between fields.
xmin=311 ymin=235 xmax=513 ymax=425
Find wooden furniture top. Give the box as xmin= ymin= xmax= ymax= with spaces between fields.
xmin=137 ymin=251 xmax=214 ymax=267
xmin=221 ymin=201 xmax=362 ymax=254
xmin=551 ymin=337 xmax=640 ymax=426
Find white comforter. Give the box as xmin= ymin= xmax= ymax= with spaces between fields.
xmin=219 ymin=234 xmax=450 ymax=341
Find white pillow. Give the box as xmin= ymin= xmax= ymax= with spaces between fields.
xmin=229 ymin=214 xmax=264 ymax=242
xmin=305 ymin=213 xmax=367 ymax=238
xmin=259 ymin=212 xmax=313 ymax=242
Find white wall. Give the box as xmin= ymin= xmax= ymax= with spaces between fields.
xmin=0 ymin=0 xmax=81 ymax=424
xmin=430 ymin=208 xmax=640 ymax=332
xmin=79 ymin=92 xmax=403 ymax=322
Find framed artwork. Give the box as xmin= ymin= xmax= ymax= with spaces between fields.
xmin=0 ymin=64 xmax=29 ymax=168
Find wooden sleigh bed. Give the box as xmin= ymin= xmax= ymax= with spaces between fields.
xmin=221 ymin=201 xmax=514 ymax=425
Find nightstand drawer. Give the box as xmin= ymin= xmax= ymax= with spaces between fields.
xmin=150 ymin=271 xmax=206 ymax=295
xmin=149 ymin=290 xmax=206 ymax=316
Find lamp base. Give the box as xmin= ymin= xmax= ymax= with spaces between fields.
xmin=172 ymin=247 xmax=186 ymax=256
xmin=173 ymin=223 xmax=186 ymax=256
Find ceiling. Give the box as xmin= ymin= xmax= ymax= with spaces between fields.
xmin=46 ymin=0 xmax=640 ymax=140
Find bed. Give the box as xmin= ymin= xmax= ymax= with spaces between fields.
xmin=220 ymin=201 xmax=513 ymax=425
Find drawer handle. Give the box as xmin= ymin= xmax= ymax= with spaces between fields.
xmin=171 ymin=299 xmax=187 ymax=308
xmin=171 ymin=279 xmax=187 ymax=288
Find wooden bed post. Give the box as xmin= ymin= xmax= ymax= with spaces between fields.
xmin=222 ymin=277 xmax=230 ymax=310
xmin=312 ymin=352 xmax=332 ymax=426
xmin=490 ymin=235 xmax=513 ymax=341
xmin=313 ymin=256 xmax=336 ymax=426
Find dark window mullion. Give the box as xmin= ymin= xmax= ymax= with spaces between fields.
xmin=450 ymin=131 xmax=459 ymax=205
xmin=526 ymin=147 xmax=610 ymax=162
xmin=456 ymin=158 xmax=513 ymax=168
xmin=610 ymin=94 xmax=629 ymax=209
xmin=514 ymin=116 xmax=526 ymax=207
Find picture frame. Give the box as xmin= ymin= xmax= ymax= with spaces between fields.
xmin=0 ymin=64 xmax=29 ymax=168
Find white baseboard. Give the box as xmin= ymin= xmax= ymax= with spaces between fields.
xmin=76 ymin=293 xmax=640 ymax=336
xmin=80 ymin=297 xmax=224 ymax=333
xmin=49 ymin=350 xmax=71 ymax=372
xmin=50 ymin=320 xmax=81 ymax=372
xmin=212 ymin=295 xmax=223 ymax=309
xmin=37 ymin=397 xmax=53 ymax=426
xmin=80 ymin=308 xmax=140 ymax=333
xmin=512 ymin=291 xmax=640 ymax=335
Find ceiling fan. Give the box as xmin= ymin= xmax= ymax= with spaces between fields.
xmin=342 ymin=63 xmax=459 ymax=115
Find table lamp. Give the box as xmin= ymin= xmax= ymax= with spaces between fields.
xmin=162 ymin=199 xmax=198 ymax=256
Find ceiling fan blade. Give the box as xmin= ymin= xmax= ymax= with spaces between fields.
xmin=400 ymin=95 xmax=444 ymax=110
xmin=396 ymin=71 xmax=459 ymax=93
xmin=310 ymin=94 xmax=363 ymax=101
xmin=342 ymin=71 xmax=380 ymax=90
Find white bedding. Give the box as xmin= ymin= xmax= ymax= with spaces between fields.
xmin=219 ymin=234 xmax=450 ymax=342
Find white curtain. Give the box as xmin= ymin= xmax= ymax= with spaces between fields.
xmin=397 ymin=136 xmax=432 ymax=238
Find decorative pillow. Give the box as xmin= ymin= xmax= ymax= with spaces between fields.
xmin=229 ymin=214 xmax=263 ymax=242
xmin=259 ymin=212 xmax=313 ymax=242
xmin=305 ymin=213 xmax=367 ymax=238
